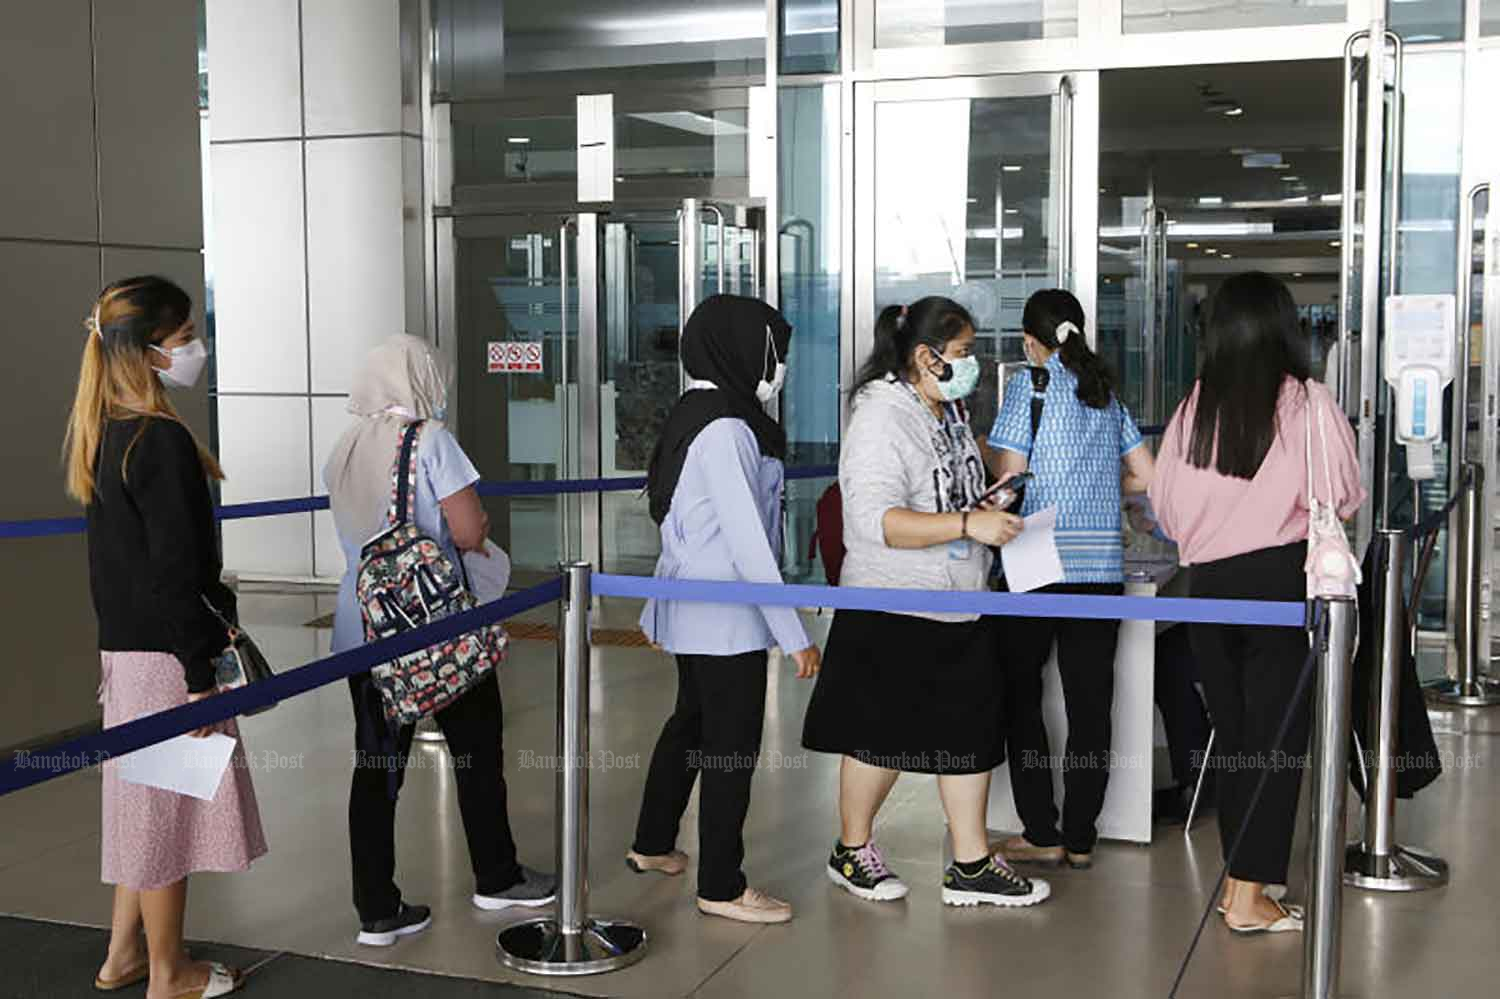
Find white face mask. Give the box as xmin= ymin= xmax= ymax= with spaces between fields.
xmin=755 ymin=329 xmax=787 ymax=404
xmin=152 ymin=339 xmax=209 ymax=389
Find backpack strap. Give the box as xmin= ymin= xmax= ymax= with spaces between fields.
xmin=1028 ymin=366 xmax=1050 ymax=454
xmin=387 ymin=422 xmax=424 ymax=529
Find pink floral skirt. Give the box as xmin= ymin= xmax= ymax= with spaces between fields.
xmin=99 ymin=652 xmax=268 ymax=891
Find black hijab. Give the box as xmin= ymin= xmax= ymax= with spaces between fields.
xmin=647 ymin=295 xmax=792 ymax=524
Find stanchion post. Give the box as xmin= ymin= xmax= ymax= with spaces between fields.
xmin=1433 ymin=462 xmax=1500 ymax=706
xmin=497 ymin=563 xmax=648 ymax=976
xmin=1301 ymin=598 xmax=1356 ymax=999
xmin=1344 ymin=532 xmax=1450 ymax=891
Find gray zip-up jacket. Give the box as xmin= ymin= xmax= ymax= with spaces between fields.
xmin=839 ymin=377 xmax=992 ymax=622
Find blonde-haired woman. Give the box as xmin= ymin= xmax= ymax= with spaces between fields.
xmin=66 ymin=275 xmax=265 ymax=998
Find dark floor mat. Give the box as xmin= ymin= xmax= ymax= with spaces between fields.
xmin=0 ymin=916 xmax=585 ymax=999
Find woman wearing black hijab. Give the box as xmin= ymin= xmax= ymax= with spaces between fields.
xmin=626 ymin=295 xmax=822 ymax=925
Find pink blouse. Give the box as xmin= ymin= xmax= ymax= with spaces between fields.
xmin=1149 ymin=378 xmax=1365 ymax=567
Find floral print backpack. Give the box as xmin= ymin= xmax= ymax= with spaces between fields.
xmin=356 ymin=422 xmax=507 ymax=725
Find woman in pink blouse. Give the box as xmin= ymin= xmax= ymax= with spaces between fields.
xmin=1150 ymin=272 xmax=1364 ymax=935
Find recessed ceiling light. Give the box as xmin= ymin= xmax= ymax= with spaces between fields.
xmin=507 ymin=137 xmax=531 ymax=145
xmin=1293 ymin=272 xmax=1304 ymax=278
xmin=1205 ymin=248 xmax=1218 ymax=255
xmin=1199 ymin=196 xmax=1223 ymax=205
xmin=1186 ymin=242 xmax=1200 ymax=249
xmin=1004 ymin=208 xmax=1019 ymax=215
xmin=1221 ymin=253 xmax=1234 ymax=259
xmin=1282 ymin=175 xmax=1301 ymax=182
xmin=1223 ymin=106 xmax=1245 ymax=117
xmin=1099 ymin=187 xmax=1107 ymax=194
xmin=1273 ymin=162 xmax=1290 ymax=170
xmin=1002 ymin=165 xmax=1022 ymax=173
xmin=1329 ymin=240 xmax=1342 ymax=247
xmin=967 ymin=197 xmax=979 ymax=204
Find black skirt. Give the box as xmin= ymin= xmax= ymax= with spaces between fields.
xmin=801 ymin=609 xmax=1003 ymax=775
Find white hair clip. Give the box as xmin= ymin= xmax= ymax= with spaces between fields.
xmin=84 ymin=307 xmax=103 ymax=340
xmin=1055 ymin=320 xmax=1080 ymax=344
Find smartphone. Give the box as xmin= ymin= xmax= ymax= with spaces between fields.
xmin=979 ymin=472 xmax=1033 ymax=509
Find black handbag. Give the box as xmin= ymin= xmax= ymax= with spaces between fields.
xmin=204 ymin=597 xmax=278 ymax=715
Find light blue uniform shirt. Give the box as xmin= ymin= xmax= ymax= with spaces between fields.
xmin=641 ymin=418 xmax=810 ymax=656
xmin=989 ymin=354 xmax=1144 ymax=584
xmin=329 ymin=425 xmax=481 ymax=654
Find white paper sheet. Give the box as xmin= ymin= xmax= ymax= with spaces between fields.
xmin=1000 ymin=506 xmax=1065 ymax=593
xmin=116 ymin=733 xmax=236 ymax=801
xmin=463 ymin=540 xmax=512 ymax=604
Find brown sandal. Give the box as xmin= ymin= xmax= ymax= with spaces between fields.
xmin=94 ymin=961 xmax=149 ymax=992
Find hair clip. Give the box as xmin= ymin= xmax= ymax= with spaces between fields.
xmin=1055 ymin=320 xmax=1079 ymax=344
xmin=896 ymin=304 xmax=909 ymax=329
xmin=84 ymin=308 xmax=103 ymax=340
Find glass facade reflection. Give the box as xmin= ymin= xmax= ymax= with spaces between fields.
xmin=1123 ymin=0 xmax=1344 ymax=34
xmin=780 ymin=84 xmax=842 ymax=580
xmin=782 ymin=0 xmax=840 ymax=73
xmin=871 ymin=92 xmax=1060 ymax=438
xmin=876 ymin=0 xmax=1077 ymax=47
xmin=1387 ymin=0 xmax=1466 ymax=42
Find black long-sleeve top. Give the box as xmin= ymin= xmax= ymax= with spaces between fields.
xmin=87 ymin=417 xmax=236 ymax=693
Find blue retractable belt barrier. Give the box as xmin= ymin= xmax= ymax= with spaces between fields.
xmin=0 ymin=467 xmax=841 ymax=540
xmin=591 ymin=573 xmax=1306 ymax=629
xmin=0 ymin=578 xmax=562 ymax=798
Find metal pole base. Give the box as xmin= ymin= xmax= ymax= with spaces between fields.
xmin=1343 ymin=843 xmax=1450 ymax=892
xmin=413 ymin=717 xmax=446 ymax=743
xmin=1428 ymin=676 xmax=1500 ymax=707
xmin=497 ymin=918 xmax=647 ymax=977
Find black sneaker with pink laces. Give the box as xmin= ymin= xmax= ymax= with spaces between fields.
xmin=827 ymin=840 xmax=910 ymax=902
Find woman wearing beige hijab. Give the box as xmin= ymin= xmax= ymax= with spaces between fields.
xmin=325 ymin=335 xmax=554 ymax=947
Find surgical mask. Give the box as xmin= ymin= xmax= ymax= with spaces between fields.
xmin=937 ymin=355 xmax=980 ymax=402
xmin=151 ymin=339 xmax=209 ymax=389
xmin=755 ymin=331 xmax=787 ymax=404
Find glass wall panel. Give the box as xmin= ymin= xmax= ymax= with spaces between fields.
xmin=1487 ymin=0 xmax=1500 ymax=33
xmin=436 ymin=0 xmax=765 ymax=98
xmin=1387 ymin=0 xmax=1465 ymax=43
xmin=780 ymin=84 xmax=842 ymax=581
xmin=1122 ymin=0 xmax=1344 ymax=35
xmin=453 ymin=216 xmax=578 ymax=587
xmin=450 ymin=96 xmax=752 ymax=195
xmin=876 ymin=0 xmax=1077 ymax=48
xmin=782 ymin=0 xmax=839 ymax=74
xmin=871 ymin=91 xmax=1060 ymax=439
xmin=1391 ymin=51 xmax=1464 ymax=631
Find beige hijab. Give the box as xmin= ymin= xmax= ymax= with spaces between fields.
xmin=325 ymin=335 xmax=450 ymax=544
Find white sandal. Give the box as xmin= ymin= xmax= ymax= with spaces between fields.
xmin=170 ymin=963 xmax=242 ymax=998
xmin=1225 ymin=899 xmax=1304 ymax=935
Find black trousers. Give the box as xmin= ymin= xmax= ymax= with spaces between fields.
xmin=1002 ymin=583 xmax=1123 ymax=855
xmin=633 ymin=651 xmax=768 ymax=902
xmin=348 ymin=670 xmax=522 ymax=923
xmin=1154 ymin=624 xmax=1212 ymax=789
xmin=1189 ymin=542 xmax=1312 ymax=885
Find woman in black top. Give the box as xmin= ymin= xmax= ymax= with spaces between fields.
xmin=65 ymin=276 xmax=264 ymax=998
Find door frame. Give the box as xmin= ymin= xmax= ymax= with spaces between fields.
xmin=850 ymin=71 xmax=1097 ymax=416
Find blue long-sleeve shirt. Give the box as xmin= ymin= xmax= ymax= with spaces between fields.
xmin=640 ymin=417 xmax=810 ymax=656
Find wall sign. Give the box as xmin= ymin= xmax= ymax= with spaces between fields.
xmin=488 ymin=341 xmax=544 ymax=374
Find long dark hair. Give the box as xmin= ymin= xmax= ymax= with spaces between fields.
xmin=852 ymin=296 xmax=975 ymax=395
xmin=1185 ymin=272 xmax=1309 ymax=479
xmin=1023 ymin=289 xmax=1113 ymax=409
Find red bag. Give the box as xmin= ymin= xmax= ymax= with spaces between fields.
xmin=808 ymin=483 xmax=845 ymax=585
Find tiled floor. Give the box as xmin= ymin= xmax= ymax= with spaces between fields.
xmin=1 ymin=593 xmax=1496 ymax=998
